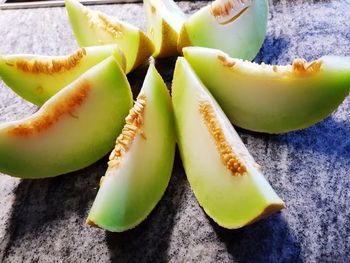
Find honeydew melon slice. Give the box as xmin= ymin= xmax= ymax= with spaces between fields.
xmin=66 ymin=0 xmax=154 ymax=73
xmin=87 ymin=64 xmax=175 ymax=232
xmin=0 ymin=45 xmax=125 ymax=106
xmin=143 ymin=0 xmax=187 ymax=57
xmin=172 ymin=57 xmax=284 ymax=229
xmin=183 ymin=47 xmax=350 ymax=133
xmin=0 ymin=57 xmax=133 ymax=179
xmin=178 ymin=0 xmax=268 ymax=60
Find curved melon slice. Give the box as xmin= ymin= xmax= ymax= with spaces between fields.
xmin=0 ymin=57 xmax=133 ymax=179
xmin=66 ymin=0 xmax=154 ymax=73
xmin=178 ymin=0 xmax=268 ymax=60
xmin=172 ymin=57 xmax=284 ymax=229
xmin=0 ymin=45 xmax=125 ymax=106
xmin=183 ymin=47 xmax=350 ymax=133
xmin=143 ymin=0 xmax=187 ymax=57
xmin=86 ymin=64 xmax=175 ymax=232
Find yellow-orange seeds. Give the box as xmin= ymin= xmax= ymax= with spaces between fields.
xmin=217 ymin=54 xmax=236 ymax=67
xmin=292 ymin=58 xmax=322 ymax=76
xmin=108 ymin=95 xmax=147 ymax=169
xmin=14 ymin=48 xmax=86 ymax=74
xmin=211 ymin=0 xmax=252 ymax=24
xmin=199 ymin=101 xmax=246 ymax=176
xmin=9 ymin=81 xmax=90 ymax=136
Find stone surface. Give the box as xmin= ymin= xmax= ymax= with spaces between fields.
xmin=0 ymin=0 xmax=350 ymax=262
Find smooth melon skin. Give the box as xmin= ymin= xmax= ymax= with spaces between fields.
xmin=172 ymin=58 xmax=284 ymax=229
xmin=87 ymin=64 xmax=176 ymax=232
xmin=0 ymin=45 xmax=126 ymax=106
xmin=177 ymin=0 xmax=268 ymax=60
xmin=183 ymin=47 xmax=350 ymax=133
xmin=66 ymin=0 xmax=154 ymax=73
xmin=0 ymin=57 xmax=133 ymax=179
xmin=143 ymin=0 xmax=187 ymax=57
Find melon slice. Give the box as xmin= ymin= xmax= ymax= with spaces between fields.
xmin=143 ymin=0 xmax=187 ymax=57
xmin=172 ymin=57 xmax=284 ymax=229
xmin=178 ymin=0 xmax=268 ymax=60
xmin=0 ymin=45 xmax=125 ymax=106
xmin=87 ymin=64 xmax=175 ymax=232
xmin=183 ymin=47 xmax=350 ymax=133
xmin=0 ymin=57 xmax=133 ymax=178
xmin=66 ymin=0 xmax=154 ymax=73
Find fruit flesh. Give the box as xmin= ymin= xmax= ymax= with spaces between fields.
xmin=66 ymin=0 xmax=154 ymax=73
xmin=0 ymin=45 xmax=125 ymax=106
xmin=183 ymin=47 xmax=350 ymax=133
xmin=87 ymin=64 xmax=175 ymax=232
xmin=0 ymin=57 xmax=133 ymax=178
xmin=144 ymin=0 xmax=186 ymax=57
xmin=172 ymin=57 xmax=284 ymax=229
xmin=178 ymin=0 xmax=268 ymax=60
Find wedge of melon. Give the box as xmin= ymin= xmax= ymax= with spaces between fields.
xmin=66 ymin=0 xmax=154 ymax=73
xmin=0 ymin=45 xmax=125 ymax=106
xmin=144 ymin=0 xmax=187 ymax=57
xmin=0 ymin=57 xmax=132 ymax=178
xmin=87 ymin=64 xmax=175 ymax=232
xmin=178 ymin=0 xmax=268 ymax=60
xmin=172 ymin=57 xmax=284 ymax=229
xmin=183 ymin=47 xmax=350 ymax=133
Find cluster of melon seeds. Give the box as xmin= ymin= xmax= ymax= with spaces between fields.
xmin=108 ymin=95 xmax=147 ymax=169
xmin=199 ymin=100 xmax=246 ymax=176
xmin=210 ymin=0 xmax=252 ymax=24
xmin=292 ymin=58 xmax=323 ymax=76
xmin=11 ymin=48 xmax=86 ymax=74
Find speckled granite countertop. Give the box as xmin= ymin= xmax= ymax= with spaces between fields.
xmin=0 ymin=0 xmax=349 ymax=262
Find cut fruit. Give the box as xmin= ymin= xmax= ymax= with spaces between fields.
xmin=66 ymin=0 xmax=154 ymax=73
xmin=0 ymin=57 xmax=133 ymax=178
xmin=143 ymin=0 xmax=187 ymax=57
xmin=0 ymin=45 xmax=126 ymax=106
xmin=172 ymin=57 xmax=284 ymax=229
xmin=87 ymin=64 xmax=175 ymax=232
xmin=183 ymin=47 xmax=350 ymax=133
xmin=178 ymin=0 xmax=268 ymax=60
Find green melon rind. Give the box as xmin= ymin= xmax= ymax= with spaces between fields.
xmin=0 ymin=57 xmax=133 ymax=178
xmin=183 ymin=47 xmax=350 ymax=133
xmin=172 ymin=57 xmax=284 ymax=229
xmin=0 ymin=45 xmax=125 ymax=106
xmin=177 ymin=0 xmax=268 ymax=60
xmin=65 ymin=0 xmax=154 ymax=73
xmin=87 ymin=64 xmax=176 ymax=232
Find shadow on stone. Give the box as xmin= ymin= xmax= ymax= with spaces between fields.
xmin=106 ymin=151 xmax=187 ymax=263
xmin=211 ymin=213 xmax=302 ymax=263
xmin=0 ymin=157 xmax=106 ymax=261
xmin=254 ymin=34 xmax=290 ymax=64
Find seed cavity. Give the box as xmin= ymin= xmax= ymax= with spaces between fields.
xmin=9 ymin=81 xmax=90 ymax=136
xmin=108 ymin=95 xmax=147 ymax=169
xmin=211 ymin=0 xmax=252 ymax=25
xmin=292 ymin=58 xmax=323 ymax=76
xmin=217 ymin=54 xmax=236 ymax=68
xmin=14 ymin=48 xmax=86 ymax=74
xmin=199 ymin=101 xmax=246 ymax=176
xmin=84 ymin=8 xmax=124 ymax=39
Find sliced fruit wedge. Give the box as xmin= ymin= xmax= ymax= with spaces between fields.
xmin=66 ymin=0 xmax=154 ymax=73
xmin=178 ymin=0 xmax=268 ymax=60
xmin=87 ymin=64 xmax=175 ymax=232
xmin=0 ymin=45 xmax=125 ymax=106
xmin=143 ymin=0 xmax=187 ymax=57
xmin=172 ymin=57 xmax=284 ymax=229
xmin=0 ymin=57 xmax=132 ymax=179
xmin=183 ymin=47 xmax=350 ymax=133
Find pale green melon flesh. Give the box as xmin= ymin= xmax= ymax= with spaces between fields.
xmin=0 ymin=45 xmax=125 ymax=106
xmin=0 ymin=57 xmax=133 ymax=178
xmin=143 ymin=0 xmax=186 ymax=57
xmin=183 ymin=47 xmax=350 ymax=133
xmin=66 ymin=0 xmax=154 ymax=73
xmin=178 ymin=0 xmax=268 ymax=60
xmin=87 ymin=64 xmax=176 ymax=232
xmin=172 ymin=57 xmax=284 ymax=229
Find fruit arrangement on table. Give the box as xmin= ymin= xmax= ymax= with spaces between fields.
xmin=0 ymin=0 xmax=349 ymax=232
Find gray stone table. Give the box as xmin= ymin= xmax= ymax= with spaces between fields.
xmin=0 ymin=0 xmax=349 ymax=262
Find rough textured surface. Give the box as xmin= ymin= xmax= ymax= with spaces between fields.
xmin=0 ymin=0 xmax=350 ymax=262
